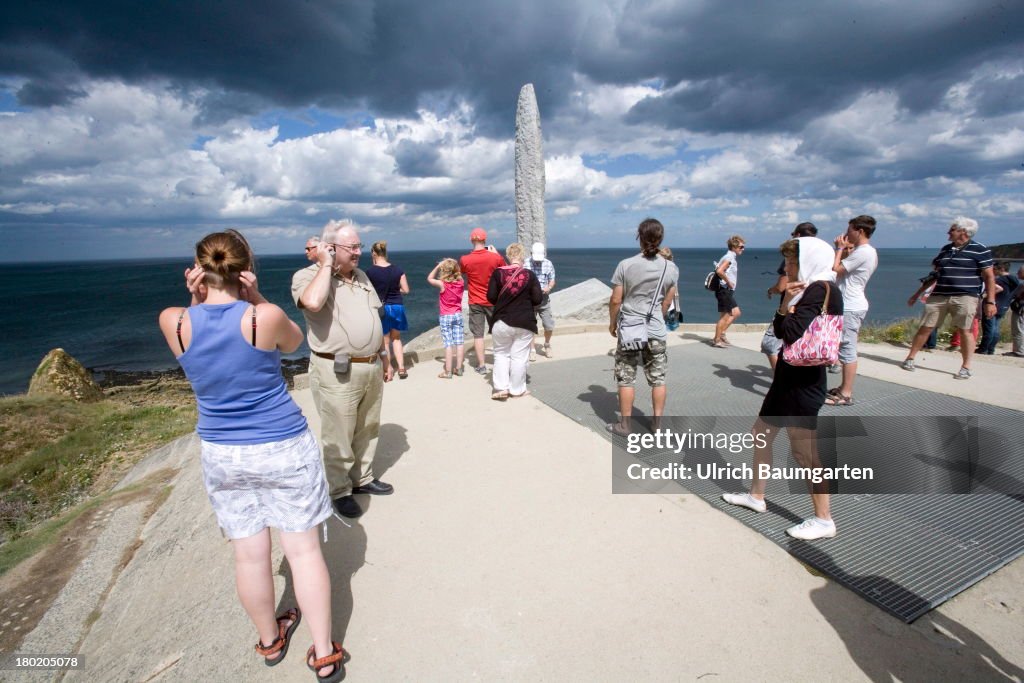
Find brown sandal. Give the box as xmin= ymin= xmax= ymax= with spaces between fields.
xmin=306 ymin=641 xmax=347 ymax=682
xmin=255 ymin=606 xmax=301 ymax=667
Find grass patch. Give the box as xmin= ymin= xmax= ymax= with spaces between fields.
xmin=0 ymin=495 xmax=98 ymax=575
xmin=0 ymin=393 xmax=195 ymax=541
xmin=859 ymin=314 xmax=1015 ymax=346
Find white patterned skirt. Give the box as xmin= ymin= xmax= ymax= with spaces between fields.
xmin=200 ymin=429 xmax=332 ymax=540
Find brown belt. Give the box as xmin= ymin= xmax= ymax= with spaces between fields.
xmin=312 ymin=350 xmax=378 ymax=363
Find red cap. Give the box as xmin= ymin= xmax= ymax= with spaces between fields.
xmin=470 ymin=227 xmax=487 ymax=242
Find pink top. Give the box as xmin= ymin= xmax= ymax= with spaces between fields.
xmin=439 ymin=280 xmax=464 ymax=315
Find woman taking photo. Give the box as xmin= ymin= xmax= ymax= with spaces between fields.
xmin=366 ymin=240 xmax=411 ymax=378
xmin=158 ymin=230 xmax=345 ymax=681
xmin=486 ymin=242 xmax=543 ymax=400
xmin=721 ymin=236 xmax=843 ymax=540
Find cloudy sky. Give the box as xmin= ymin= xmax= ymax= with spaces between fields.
xmin=1 ymin=1 xmax=1022 ymax=261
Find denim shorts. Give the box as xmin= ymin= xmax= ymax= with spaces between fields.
xmin=200 ymin=429 xmax=332 ymax=540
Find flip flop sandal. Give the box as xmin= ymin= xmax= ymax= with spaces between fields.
xmin=509 ymin=390 xmax=531 ymax=398
xmin=255 ymin=607 xmax=301 ymax=667
xmin=438 ymin=370 xmax=453 ymax=379
xmin=491 ymin=390 xmax=509 ymax=401
xmin=398 ymin=369 xmax=408 ymax=379
xmin=306 ymin=641 xmax=347 ymax=683
xmin=824 ymin=394 xmax=854 ymax=407
xmin=826 ymin=387 xmax=843 ymax=398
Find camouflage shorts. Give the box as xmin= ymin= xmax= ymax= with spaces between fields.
xmin=614 ymin=338 xmax=667 ymax=387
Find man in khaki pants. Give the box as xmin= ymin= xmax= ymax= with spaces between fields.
xmin=901 ymin=217 xmax=996 ymax=380
xmin=293 ymin=219 xmax=394 ymax=519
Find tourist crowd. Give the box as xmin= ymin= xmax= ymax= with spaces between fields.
xmin=158 ymin=212 xmax=1018 ymax=678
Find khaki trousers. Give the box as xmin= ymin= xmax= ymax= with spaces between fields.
xmin=308 ymin=353 xmax=382 ymax=498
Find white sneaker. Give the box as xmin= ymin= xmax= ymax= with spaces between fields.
xmin=543 ymin=343 xmax=552 ymax=358
xmin=529 ymin=348 xmax=537 ymax=362
xmin=721 ymin=492 xmax=767 ymax=513
xmin=786 ymin=517 xmax=837 ymax=540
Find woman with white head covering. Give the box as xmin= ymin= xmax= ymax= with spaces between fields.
xmin=722 ymin=236 xmax=844 ymax=540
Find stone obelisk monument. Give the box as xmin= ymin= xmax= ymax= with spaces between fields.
xmin=515 ymin=83 xmax=546 ymax=248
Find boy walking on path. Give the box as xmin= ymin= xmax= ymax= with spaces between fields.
xmin=712 ymin=235 xmax=744 ymax=348
xmin=459 ymin=228 xmax=506 ymax=374
xmin=825 ymin=215 xmax=878 ymax=406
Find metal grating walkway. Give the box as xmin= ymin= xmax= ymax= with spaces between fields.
xmin=526 ymin=341 xmax=1024 ymax=622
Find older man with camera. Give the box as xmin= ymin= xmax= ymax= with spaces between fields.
xmin=901 ymin=217 xmax=996 ymax=380
xmin=292 ymin=219 xmax=394 ymax=519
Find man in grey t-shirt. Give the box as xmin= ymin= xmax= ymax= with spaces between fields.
xmin=607 ymin=219 xmax=679 ymax=436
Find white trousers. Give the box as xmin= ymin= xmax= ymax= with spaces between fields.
xmin=491 ymin=320 xmax=533 ymax=395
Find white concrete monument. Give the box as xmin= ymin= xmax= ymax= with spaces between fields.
xmin=515 ymin=83 xmax=546 ymax=248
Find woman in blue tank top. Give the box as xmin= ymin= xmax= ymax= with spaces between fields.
xmin=158 ymin=230 xmax=345 ymax=681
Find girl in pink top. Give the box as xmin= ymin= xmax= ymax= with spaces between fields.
xmin=428 ymin=258 xmax=466 ymax=378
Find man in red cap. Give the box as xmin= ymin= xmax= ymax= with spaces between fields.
xmin=460 ymin=228 xmax=506 ymax=374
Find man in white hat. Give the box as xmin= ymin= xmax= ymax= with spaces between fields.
xmin=524 ymin=242 xmax=556 ymax=359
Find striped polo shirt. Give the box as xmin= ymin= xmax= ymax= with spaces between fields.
xmin=931 ymin=240 xmax=994 ymax=296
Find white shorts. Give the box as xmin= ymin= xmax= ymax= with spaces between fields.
xmin=200 ymin=429 xmax=332 ymax=540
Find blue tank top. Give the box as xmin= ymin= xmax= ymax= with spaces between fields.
xmin=177 ymin=300 xmax=307 ymax=445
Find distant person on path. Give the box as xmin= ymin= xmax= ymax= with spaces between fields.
xmin=1006 ymin=265 xmax=1024 ymax=357
xmin=907 ymin=278 xmax=939 ymax=351
xmin=459 ymin=228 xmax=506 ymax=374
xmin=160 ymin=230 xmax=344 ymax=679
xmin=427 ymin=258 xmax=466 ymax=378
xmin=524 ymin=242 xmax=556 ymax=359
xmin=900 ymin=217 xmax=996 ymax=380
xmin=762 ymin=223 xmax=818 ymax=371
xmin=722 ymin=236 xmax=843 ymax=540
xmin=366 ymin=240 xmax=411 ymax=379
xmin=305 ymin=235 xmax=320 ymax=263
xmin=487 ymin=243 xmax=542 ymax=400
xmin=712 ymin=235 xmax=745 ymax=348
xmin=825 ymin=215 xmax=878 ymax=407
xmin=977 ymin=261 xmax=1018 ymax=355
xmin=292 ymin=219 xmax=394 ymax=521
xmin=607 ymin=218 xmax=679 ymax=435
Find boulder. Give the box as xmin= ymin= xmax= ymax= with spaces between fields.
xmin=28 ymin=348 xmax=103 ymax=402
xmin=549 ymin=278 xmax=612 ymax=322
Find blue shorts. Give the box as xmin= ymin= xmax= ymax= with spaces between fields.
xmin=440 ymin=313 xmax=464 ymax=347
xmin=381 ymin=304 xmax=409 ymax=333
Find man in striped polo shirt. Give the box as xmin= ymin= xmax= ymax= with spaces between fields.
xmin=901 ymin=217 xmax=997 ymax=379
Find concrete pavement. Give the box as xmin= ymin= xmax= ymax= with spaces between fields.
xmin=9 ymin=327 xmax=1024 ymax=681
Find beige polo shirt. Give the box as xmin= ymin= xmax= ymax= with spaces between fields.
xmin=291 ymin=265 xmax=384 ymax=356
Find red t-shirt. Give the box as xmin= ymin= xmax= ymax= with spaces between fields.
xmin=459 ymin=249 xmax=506 ymax=305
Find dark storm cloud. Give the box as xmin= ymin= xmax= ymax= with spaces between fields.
xmin=1 ymin=0 xmax=1022 ymax=134
xmin=587 ymin=1 xmax=1024 ymax=132
xmin=972 ymin=72 xmax=1024 ymax=118
xmin=16 ymin=80 xmax=86 ymax=107
xmin=392 ymin=140 xmax=445 ymax=177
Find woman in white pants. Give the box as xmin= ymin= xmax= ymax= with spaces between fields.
xmin=486 ymin=242 xmax=543 ymax=400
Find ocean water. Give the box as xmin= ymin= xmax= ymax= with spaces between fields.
xmin=0 ymin=247 xmax=986 ymax=395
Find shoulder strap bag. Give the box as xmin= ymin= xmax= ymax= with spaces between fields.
xmin=619 ymin=259 xmax=669 ymax=352
xmin=781 ymin=282 xmax=844 ymax=366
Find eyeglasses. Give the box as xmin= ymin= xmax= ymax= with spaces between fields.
xmin=305 ymin=246 xmax=317 ymax=251
xmin=331 ymin=242 xmax=363 ymax=251
xmin=737 ymin=246 xmax=746 ymax=250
